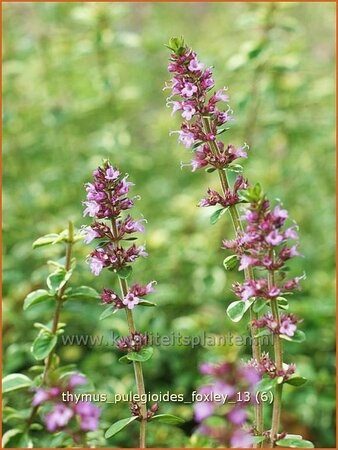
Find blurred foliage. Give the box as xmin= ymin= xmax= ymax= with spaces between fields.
xmin=3 ymin=2 xmax=335 ymax=448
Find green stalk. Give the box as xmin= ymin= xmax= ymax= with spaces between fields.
xmin=268 ymin=260 xmax=283 ymax=447
xmin=202 ymin=117 xmax=264 ymax=443
xmin=27 ymin=222 xmax=74 ymax=429
xmin=111 ymin=219 xmax=147 ymax=449
xmin=42 ymin=221 xmax=74 ymax=383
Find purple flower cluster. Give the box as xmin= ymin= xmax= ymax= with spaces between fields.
xmin=194 ymin=361 xmax=259 ymax=448
xmin=101 ymin=281 xmax=156 ymax=311
xmin=32 ymin=374 xmax=100 ymax=434
xmin=223 ymin=200 xmax=300 ymax=274
xmin=248 ymin=353 xmax=296 ymax=381
xmin=83 ymin=161 xmax=148 ymax=276
xmin=253 ymin=313 xmax=300 ymax=337
xmin=223 ymin=197 xmax=303 ymax=302
xmin=116 ymin=332 xmax=148 ymax=352
xmin=199 ymin=175 xmax=248 ymax=208
xmin=166 ymin=45 xmax=248 ymax=172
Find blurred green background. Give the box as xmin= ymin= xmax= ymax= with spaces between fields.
xmin=3 ymin=2 xmax=335 ymax=448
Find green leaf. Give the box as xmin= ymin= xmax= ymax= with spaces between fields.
xmin=210 ymin=207 xmax=228 ymax=225
xmin=241 ymin=183 xmax=263 ymax=202
xmin=253 ymin=436 xmax=266 ymax=445
xmin=285 ymin=376 xmax=307 ymax=387
xmin=2 ymin=430 xmax=32 ymax=448
xmin=256 ymin=376 xmax=278 ymax=392
xmin=116 ymin=266 xmax=132 ymax=280
xmin=2 ymin=429 xmax=22 ymax=448
xmin=118 ymin=355 xmax=133 ymax=365
xmin=276 ymin=438 xmax=314 ymax=448
xmin=254 ymin=329 xmax=271 ymax=338
xmin=227 ymin=164 xmax=244 ymax=173
xmin=32 ymin=234 xmax=59 ymax=249
xmin=105 ymin=416 xmax=138 ymax=439
xmin=23 ymin=289 xmax=53 ymax=311
xmin=2 ymin=374 xmax=32 ymax=393
xmin=252 ymin=298 xmax=266 ymax=313
xmin=150 ymin=414 xmax=185 ymax=425
xmin=138 ymin=300 xmax=157 ymax=307
xmin=65 ymin=286 xmax=100 ymax=301
xmin=166 ymin=36 xmax=186 ymax=55
xmin=192 ymin=140 xmax=203 ymax=149
xmin=127 ymin=347 xmax=154 ymax=362
xmin=99 ymin=306 xmax=117 ymax=320
xmin=2 ymin=407 xmax=30 ymax=423
xmin=31 ymin=332 xmax=57 ymax=360
xmin=47 ymin=268 xmax=72 ymax=294
xmin=29 ymin=423 xmax=43 ymax=431
xmin=280 ymin=330 xmax=306 ymax=343
xmin=277 ymin=296 xmax=289 ymax=310
xmin=52 ymin=364 xmax=77 ymax=378
xmin=216 ymin=126 xmax=230 ymax=135
xmin=33 ymin=322 xmax=52 ymax=332
xmin=223 ymin=255 xmax=238 ymax=271
xmin=226 ymin=300 xmax=252 ymax=322
xmin=205 ymin=167 xmax=217 ymax=173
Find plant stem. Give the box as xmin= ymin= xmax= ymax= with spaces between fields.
xmin=268 ymin=264 xmax=283 ymax=447
xmin=27 ymin=222 xmax=74 ymax=430
xmin=202 ymin=117 xmax=264 ymax=443
xmin=111 ymin=219 xmax=147 ymax=449
xmin=42 ymin=221 xmax=74 ymax=383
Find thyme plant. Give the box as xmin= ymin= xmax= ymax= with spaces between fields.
xmin=165 ymin=37 xmax=314 ymax=449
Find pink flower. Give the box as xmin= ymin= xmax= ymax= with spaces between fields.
xmin=83 ymin=200 xmax=100 ymax=218
xmin=68 ymin=374 xmax=87 ymax=389
xmin=193 ymin=385 xmax=215 ymax=421
xmin=284 ymin=227 xmax=299 ymax=240
xmin=83 ymin=226 xmax=98 ymax=244
xmin=273 ymin=204 xmax=288 ymax=220
xmin=122 ymin=292 xmax=140 ymax=310
xmin=280 ymin=321 xmax=297 ymax=337
xmin=182 ymin=103 xmax=196 ymax=120
xmin=45 ymin=404 xmax=74 ymax=432
xmin=89 ymin=255 xmax=104 ymax=276
xmin=265 ymin=230 xmax=284 ymax=246
xmin=32 ymin=389 xmax=49 ymax=406
xmin=178 ymin=130 xmax=195 ymax=148
xmin=227 ymin=407 xmax=247 ymax=425
xmin=181 ymin=82 xmax=197 ymax=98
xmin=230 ymin=429 xmax=253 ymax=448
xmin=188 ymin=58 xmax=204 ymax=72
xmin=214 ymin=88 xmax=229 ymax=102
xmin=105 ymin=166 xmax=120 ymax=180
xmin=75 ymin=402 xmax=101 ymax=431
xmin=238 ymin=254 xmax=256 ymax=271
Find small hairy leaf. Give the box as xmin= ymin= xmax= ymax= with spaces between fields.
xmin=116 ymin=266 xmax=133 ymax=280
xmin=105 ymin=416 xmax=138 ymax=439
xmin=138 ymin=300 xmax=157 ymax=307
xmin=32 ymin=234 xmax=59 ymax=249
xmin=127 ymin=347 xmax=154 ymax=362
xmin=99 ymin=306 xmax=117 ymax=320
xmin=285 ymin=376 xmax=307 ymax=387
xmin=276 ymin=437 xmax=314 ymax=448
xmin=2 ymin=374 xmax=32 ymax=393
xmin=23 ymin=289 xmax=52 ymax=311
xmin=66 ymin=286 xmax=100 ymax=301
xmin=223 ymin=255 xmax=238 ymax=271
xmin=150 ymin=414 xmax=185 ymax=425
xmin=210 ymin=207 xmax=228 ymax=225
xmin=31 ymin=332 xmax=57 ymax=360
xmin=226 ymin=300 xmax=252 ymax=322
